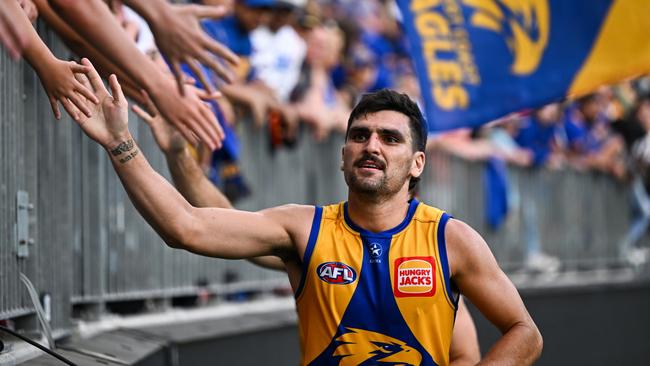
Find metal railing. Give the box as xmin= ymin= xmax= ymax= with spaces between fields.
xmin=0 ymin=25 xmax=641 ymax=335
xmin=0 ymin=26 xmax=292 ymax=331
xmin=420 ymin=154 xmax=632 ymax=271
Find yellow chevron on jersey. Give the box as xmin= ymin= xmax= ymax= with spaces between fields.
xmin=294 ymin=199 xmax=458 ymax=366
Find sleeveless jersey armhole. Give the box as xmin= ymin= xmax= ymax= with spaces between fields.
xmin=437 ymin=212 xmax=460 ymax=310
xmin=294 ymin=206 xmax=323 ymax=300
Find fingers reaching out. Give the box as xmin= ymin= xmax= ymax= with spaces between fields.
xmin=108 ymin=74 xmax=124 ymax=105
xmin=65 ymin=59 xmax=132 ymax=148
xmin=187 ymin=4 xmax=228 ymax=19
xmin=39 ymin=58 xmax=101 ymax=121
xmin=132 ymin=104 xmax=154 ymax=123
xmin=138 ymin=89 xmax=159 ymax=117
xmin=150 ymin=3 xmax=239 ymax=96
xmin=73 ymin=68 xmax=92 ymax=95
xmin=69 ymin=60 xmax=224 ymax=151
xmin=193 ymin=87 xmax=222 ymax=102
xmin=80 ymin=58 xmax=107 ymax=97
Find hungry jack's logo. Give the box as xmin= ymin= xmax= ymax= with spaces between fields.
xmin=394 ymin=257 xmax=436 ymax=297
xmin=317 ymin=262 xmax=357 ymax=285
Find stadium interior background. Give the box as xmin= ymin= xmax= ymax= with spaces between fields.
xmin=1 ymin=1 xmax=650 ymax=365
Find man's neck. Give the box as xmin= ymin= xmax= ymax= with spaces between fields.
xmin=346 ymin=191 xmax=412 ymax=233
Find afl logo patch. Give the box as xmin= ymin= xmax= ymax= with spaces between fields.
xmin=317 ymin=262 xmax=357 ymax=285
xmin=393 ymin=257 xmax=436 ymax=297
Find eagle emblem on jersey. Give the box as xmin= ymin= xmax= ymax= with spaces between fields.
xmin=463 ymin=0 xmax=549 ymax=75
xmin=332 ymin=328 xmax=422 ymax=365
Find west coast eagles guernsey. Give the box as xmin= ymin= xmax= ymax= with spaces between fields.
xmin=295 ymin=199 xmax=458 ymax=366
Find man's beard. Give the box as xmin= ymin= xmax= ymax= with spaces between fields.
xmin=344 ymin=153 xmax=413 ymax=199
xmin=345 ymin=170 xmax=389 ymax=196
xmin=344 ymin=163 xmax=411 ymax=199
xmin=344 ymin=154 xmax=389 ymax=196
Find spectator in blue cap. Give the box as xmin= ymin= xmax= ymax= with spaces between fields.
xmin=200 ymin=0 xmax=274 ymax=59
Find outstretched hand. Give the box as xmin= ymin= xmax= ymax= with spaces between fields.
xmin=150 ymin=3 xmax=238 ymax=94
xmin=148 ymin=77 xmax=225 ymax=150
xmin=72 ymin=58 xmax=130 ymax=149
xmin=38 ymin=58 xmax=99 ymax=120
xmin=132 ymin=92 xmax=187 ymax=155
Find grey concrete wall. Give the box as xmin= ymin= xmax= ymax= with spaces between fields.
xmin=467 ymin=279 xmax=650 ymax=366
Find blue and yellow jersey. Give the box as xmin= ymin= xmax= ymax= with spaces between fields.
xmin=295 ymin=199 xmax=458 ymax=366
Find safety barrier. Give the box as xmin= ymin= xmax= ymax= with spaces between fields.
xmin=420 ymin=154 xmax=631 ymax=270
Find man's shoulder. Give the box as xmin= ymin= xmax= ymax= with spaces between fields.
xmin=443 ymin=218 xmax=488 ymax=257
xmin=282 ymin=202 xmax=346 ymax=225
xmin=444 ymin=218 xmax=475 ymax=237
xmin=261 ymin=203 xmax=315 ymax=219
xmin=259 ymin=204 xmax=318 ymax=240
xmin=413 ymin=201 xmax=446 ymax=223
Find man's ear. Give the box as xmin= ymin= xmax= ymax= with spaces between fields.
xmin=340 ymin=146 xmax=345 ymax=171
xmin=410 ymin=151 xmax=425 ymax=179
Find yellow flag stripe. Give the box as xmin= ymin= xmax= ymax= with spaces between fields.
xmin=569 ymin=0 xmax=650 ymax=97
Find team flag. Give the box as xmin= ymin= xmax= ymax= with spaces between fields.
xmin=397 ymin=0 xmax=650 ymax=132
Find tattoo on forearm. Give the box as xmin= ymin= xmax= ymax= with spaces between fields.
xmin=119 ymin=149 xmax=139 ymax=164
xmin=110 ymin=139 xmax=134 ymax=156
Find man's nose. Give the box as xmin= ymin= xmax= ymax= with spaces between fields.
xmin=364 ymin=133 xmax=381 ymax=154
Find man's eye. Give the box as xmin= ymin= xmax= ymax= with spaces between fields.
xmin=352 ymin=134 xmax=367 ymax=142
xmin=384 ymin=136 xmax=399 ymax=143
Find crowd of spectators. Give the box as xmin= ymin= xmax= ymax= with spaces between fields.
xmin=2 ymin=0 xmax=650 ymax=268
xmin=430 ymin=77 xmax=650 ymax=269
xmin=430 ymin=79 xmax=650 ymax=178
xmin=1 ymin=0 xmax=422 ymax=198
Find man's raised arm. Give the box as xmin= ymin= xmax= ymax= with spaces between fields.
xmin=132 ymin=102 xmax=287 ymax=272
xmin=132 ymin=101 xmax=232 ymax=210
xmin=72 ymin=59 xmax=307 ymax=261
xmin=447 ymin=219 xmax=543 ymax=365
